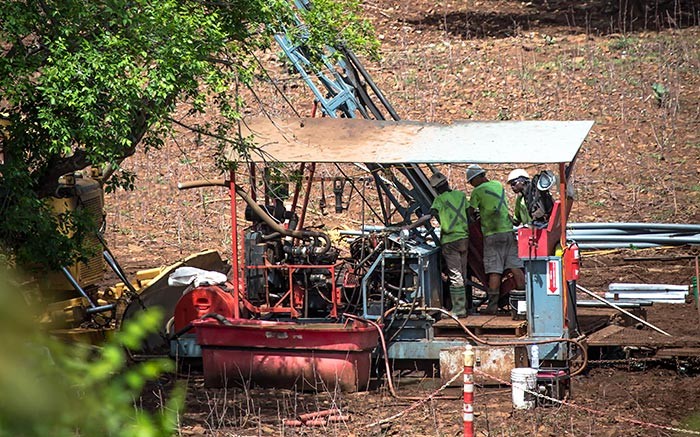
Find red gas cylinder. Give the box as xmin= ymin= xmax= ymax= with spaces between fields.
xmin=563 ymin=243 xmax=580 ymax=281
xmin=174 ymin=284 xmax=237 ymax=331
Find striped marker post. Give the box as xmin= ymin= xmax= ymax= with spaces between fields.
xmin=464 ymin=344 xmax=475 ymax=437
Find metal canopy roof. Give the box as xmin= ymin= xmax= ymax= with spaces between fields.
xmin=232 ymin=117 xmax=594 ymax=164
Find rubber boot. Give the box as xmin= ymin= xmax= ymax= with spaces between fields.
xmin=480 ymin=290 xmax=500 ymax=315
xmin=465 ymin=285 xmax=476 ymax=315
xmin=449 ymin=287 xmax=467 ymax=318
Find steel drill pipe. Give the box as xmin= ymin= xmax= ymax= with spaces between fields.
xmin=568 ymin=222 xmax=700 ymax=232
xmin=577 ymin=243 xmax=660 ymax=250
xmin=576 ymin=284 xmax=672 ymax=336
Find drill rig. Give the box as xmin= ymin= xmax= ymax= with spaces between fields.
xmin=160 ymin=116 xmax=593 ymax=391
xmin=121 ymin=0 xmax=593 ymax=392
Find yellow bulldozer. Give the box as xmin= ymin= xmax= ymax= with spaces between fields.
xmin=29 ymin=167 xmax=226 ymax=349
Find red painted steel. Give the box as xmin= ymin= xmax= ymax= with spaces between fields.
xmin=245 ymin=262 xmax=343 ymax=318
xmin=173 ymin=285 xmax=237 ymax=331
xmin=229 ymin=170 xmax=240 ymax=319
xmin=194 ymin=318 xmax=379 ymax=392
xmin=558 ymin=163 xmax=569 ymax=329
xmin=517 ymin=201 xmax=562 ymax=258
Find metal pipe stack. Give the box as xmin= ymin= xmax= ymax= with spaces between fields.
xmin=604 ymin=283 xmax=689 ymax=304
xmin=567 ymin=222 xmax=700 ymax=250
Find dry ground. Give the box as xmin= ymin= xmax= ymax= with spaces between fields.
xmin=105 ymin=0 xmax=700 ymax=435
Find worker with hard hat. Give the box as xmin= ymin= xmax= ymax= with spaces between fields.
xmin=466 ymin=164 xmax=525 ymax=315
xmin=507 ymin=168 xmax=555 ymax=228
xmin=410 ymin=171 xmax=471 ymax=317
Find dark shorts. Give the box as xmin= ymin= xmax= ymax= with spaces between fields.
xmin=483 ymin=231 xmax=523 ymax=274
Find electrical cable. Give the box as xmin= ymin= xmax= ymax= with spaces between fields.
xmin=168 ymin=312 xmax=233 ymax=342
xmin=387 ymin=243 xmax=420 ymax=343
xmin=381 ymin=242 xmax=406 ymax=336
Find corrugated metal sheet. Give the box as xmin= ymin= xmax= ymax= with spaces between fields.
xmin=232 ymin=117 xmax=594 ymax=164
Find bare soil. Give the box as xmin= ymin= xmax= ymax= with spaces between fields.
xmin=105 ymin=1 xmax=700 ymax=435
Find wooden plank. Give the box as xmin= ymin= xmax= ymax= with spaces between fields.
xmin=585 ymin=325 xmax=700 ymax=349
xmin=433 ymin=315 xmax=494 ymax=329
xmin=482 ymin=317 xmax=527 ymax=329
xmin=577 ymin=306 xmax=648 ymax=331
xmin=434 ymin=315 xmax=528 ymax=338
xmin=655 ymin=348 xmax=700 ymax=358
xmin=585 ymin=324 xmax=625 ymax=346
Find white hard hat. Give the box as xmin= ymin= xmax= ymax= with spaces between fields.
xmin=466 ymin=164 xmax=486 ymax=182
xmin=429 ymin=172 xmax=448 ymax=188
xmin=507 ymin=168 xmax=530 ymax=183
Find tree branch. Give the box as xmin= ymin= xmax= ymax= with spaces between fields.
xmin=35 ymin=149 xmax=92 ymax=198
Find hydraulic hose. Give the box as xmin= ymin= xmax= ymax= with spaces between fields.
xmin=343 ymin=313 xmax=459 ymax=401
xmin=381 ymin=306 xmax=589 ymax=377
xmin=168 ymin=312 xmax=233 ymax=341
xmin=178 ymin=178 xmax=331 ymax=254
xmin=386 ymin=245 xmax=420 ymax=343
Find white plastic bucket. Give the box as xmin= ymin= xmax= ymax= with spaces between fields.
xmin=511 ymin=367 xmax=538 ymax=410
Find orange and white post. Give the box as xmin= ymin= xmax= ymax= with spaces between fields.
xmin=463 ymin=344 xmax=475 ymax=437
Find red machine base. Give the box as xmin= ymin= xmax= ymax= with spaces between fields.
xmin=193 ymin=319 xmax=379 ymax=392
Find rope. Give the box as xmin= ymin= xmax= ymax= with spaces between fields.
xmin=473 ymin=368 xmax=700 ymax=436
xmin=363 ymin=369 xmax=463 ymax=429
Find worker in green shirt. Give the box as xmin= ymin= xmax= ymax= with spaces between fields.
xmin=410 ymin=172 xmax=470 ymax=317
xmin=507 ymin=168 xmax=554 ymax=228
xmin=467 ymin=164 xmax=525 ymax=315
xmin=509 ymin=169 xmax=533 ymax=226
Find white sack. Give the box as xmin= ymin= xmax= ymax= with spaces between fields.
xmin=168 ymin=266 xmax=228 ymax=287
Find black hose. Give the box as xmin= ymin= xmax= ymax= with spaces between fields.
xmin=168 ymin=312 xmax=233 ymax=342
xmin=387 ymin=298 xmax=419 ymax=343
xmin=170 ymin=323 xmax=195 ymax=340
xmin=234 ymin=183 xmax=331 ymax=254
xmin=178 ymin=179 xmax=332 ymax=254
xmin=199 ymin=313 xmax=233 ymax=326
xmin=382 ymin=250 xmax=406 ymax=336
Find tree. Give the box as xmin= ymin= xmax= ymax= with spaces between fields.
xmin=0 ymin=0 xmax=376 ymax=269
